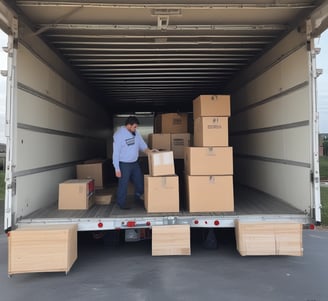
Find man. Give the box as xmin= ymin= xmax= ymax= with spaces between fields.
xmin=112 ymin=116 xmax=151 ymax=209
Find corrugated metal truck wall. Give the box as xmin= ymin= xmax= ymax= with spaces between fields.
xmin=12 ymin=24 xmax=110 ymax=219
xmin=229 ymin=28 xmax=312 ymax=214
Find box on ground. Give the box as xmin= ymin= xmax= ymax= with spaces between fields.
xmin=152 ymin=225 xmax=191 ymax=256
xmin=94 ymin=187 xmax=115 ymax=205
xmin=186 ymin=175 xmax=234 ymax=212
xmin=8 ymin=224 xmax=78 ymax=275
xmin=235 ymin=221 xmax=303 ymax=256
xmin=193 ymin=95 xmax=231 ymax=119
xmin=194 ymin=117 xmax=229 ymax=147
xmin=59 ymin=179 xmax=95 ymax=210
xmin=76 ymin=159 xmax=109 ymax=188
xmin=144 ymin=175 xmax=179 ymax=213
xmin=148 ymin=151 xmax=175 ymax=176
xmin=185 ymin=147 xmax=233 ymax=175
xmin=155 ymin=113 xmax=188 ymax=134
xmin=171 ymin=133 xmax=191 ymax=159
xmin=148 ymin=133 xmax=171 ymax=151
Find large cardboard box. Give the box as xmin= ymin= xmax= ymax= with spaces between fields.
xmin=8 ymin=224 xmax=78 ymax=275
xmin=152 ymin=225 xmax=191 ymax=256
xmin=144 ymin=175 xmax=179 ymax=213
xmin=185 ymin=147 xmax=233 ymax=175
xmin=148 ymin=133 xmax=171 ymax=151
xmin=186 ymin=175 xmax=234 ymax=212
xmin=59 ymin=179 xmax=95 ymax=210
xmin=171 ymin=133 xmax=191 ymax=159
xmin=76 ymin=159 xmax=109 ymax=188
xmin=155 ymin=113 xmax=188 ymax=134
xmin=194 ymin=117 xmax=229 ymax=147
xmin=148 ymin=151 xmax=175 ymax=176
xmin=193 ymin=95 xmax=231 ymax=119
xmin=235 ymin=221 xmax=303 ymax=256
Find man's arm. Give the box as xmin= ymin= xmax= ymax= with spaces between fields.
xmin=112 ymin=134 xmax=122 ymax=178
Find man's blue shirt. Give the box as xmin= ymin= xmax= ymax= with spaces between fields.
xmin=112 ymin=126 xmax=148 ymax=171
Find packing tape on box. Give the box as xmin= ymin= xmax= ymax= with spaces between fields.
xmin=206 ymin=147 xmax=215 ymax=156
xmin=161 ymin=177 xmax=167 ymax=187
xmin=209 ymin=176 xmax=216 ymax=184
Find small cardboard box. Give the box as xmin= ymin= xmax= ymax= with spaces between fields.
xmin=8 ymin=224 xmax=78 ymax=275
xmin=193 ymin=95 xmax=231 ymax=119
xmin=194 ymin=117 xmax=229 ymax=147
xmin=155 ymin=113 xmax=188 ymax=134
xmin=152 ymin=225 xmax=191 ymax=256
xmin=76 ymin=159 xmax=109 ymax=188
xmin=148 ymin=133 xmax=171 ymax=151
xmin=171 ymin=133 xmax=191 ymax=159
xmin=148 ymin=151 xmax=175 ymax=176
xmin=94 ymin=191 xmax=113 ymax=205
xmin=184 ymin=147 xmax=233 ymax=175
xmin=186 ymin=175 xmax=234 ymax=212
xmin=235 ymin=221 xmax=303 ymax=256
xmin=144 ymin=175 xmax=179 ymax=213
xmin=59 ymin=179 xmax=95 ymax=210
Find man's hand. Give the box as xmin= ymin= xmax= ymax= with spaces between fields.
xmin=145 ymin=148 xmax=159 ymax=155
xmin=115 ymin=170 xmax=122 ymax=178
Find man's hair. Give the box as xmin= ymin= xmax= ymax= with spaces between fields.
xmin=125 ymin=115 xmax=140 ymax=126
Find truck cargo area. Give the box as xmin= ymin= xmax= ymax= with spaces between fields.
xmin=1 ymin=1 xmax=327 ymax=231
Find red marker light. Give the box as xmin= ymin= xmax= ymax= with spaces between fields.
xmin=205 ymin=221 xmax=208 ymax=224
xmin=127 ymin=221 xmax=136 ymax=227
xmin=194 ymin=220 xmax=199 ymax=225
xmin=214 ymin=220 xmax=220 ymax=226
xmin=146 ymin=221 xmax=151 ymax=226
xmin=98 ymin=222 xmax=103 ymax=228
xmin=309 ymin=224 xmax=315 ymax=230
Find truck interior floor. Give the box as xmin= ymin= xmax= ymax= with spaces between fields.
xmin=19 ymin=184 xmax=304 ymax=224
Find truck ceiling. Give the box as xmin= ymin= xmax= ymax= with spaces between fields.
xmin=4 ymin=0 xmax=328 ymax=113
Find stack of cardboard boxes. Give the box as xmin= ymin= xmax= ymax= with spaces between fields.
xmin=144 ymin=150 xmax=180 ymax=213
xmin=185 ymin=95 xmax=234 ymax=212
xmin=58 ymin=159 xmax=113 ymax=210
xmin=149 ymin=113 xmax=191 ymax=159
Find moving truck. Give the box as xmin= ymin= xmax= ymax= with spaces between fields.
xmin=1 ymin=1 xmax=327 ymax=236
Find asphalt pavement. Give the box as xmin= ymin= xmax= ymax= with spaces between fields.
xmin=0 ymin=227 xmax=327 ymax=301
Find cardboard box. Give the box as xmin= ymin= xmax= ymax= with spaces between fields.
xmin=148 ymin=151 xmax=175 ymax=176
xmin=152 ymin=225 xmax=191 ymax=256
xmin=185 ymin=147 xmax=233 ymax=175
xmin=8 ymin=224 xmax=78 ymax=275
xmin=144 ymin=175 xmax=179 ymax=213
xmin=148 ymin=133 xmax=171 ymax=151
xmin=76 ymin=159 xmax=109 ymax=188
xmin=194 ymin=117 xmax=229 ymax=147
xmin=186 ymin=175 xmax=234 ymax=212
xmin=155 ymin=113 xmax=188 ymax=134
xmin=59 ymin=179 xmax=95 ymax=210
xmin=235 ymin=221 xmax=303 ymax=256
xmin=171 ymin=133 xmax=191 ymax=159
xmin=94 ymin=191 xmax=113 ymax=205
xmin=193 ymin=95 xmax=231 ymax=119
xmin=94 ymin=187 xmax=116 ymax=205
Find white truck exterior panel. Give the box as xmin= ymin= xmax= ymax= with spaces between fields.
xmin=1 ymin=1 xmax=327 ymax=231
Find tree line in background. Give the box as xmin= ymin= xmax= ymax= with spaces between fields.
xmin=323 ymin=138 xmax=328 ymax=156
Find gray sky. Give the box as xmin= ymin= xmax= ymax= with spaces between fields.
xmin=0 ymin=29 xmax=327 ymax=144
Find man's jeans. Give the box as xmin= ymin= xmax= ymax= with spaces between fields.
xmin=117 ymin=161 xmax=144 ymax=208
